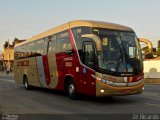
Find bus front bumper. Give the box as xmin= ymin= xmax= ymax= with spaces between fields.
xmin=96 ymin=79 xmax=144 ymax=97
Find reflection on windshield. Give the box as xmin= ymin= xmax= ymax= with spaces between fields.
xmin=98 ymin=35 xmax=122 ymax=71
xmin=93 ymin=29 xmax=143 ymax=74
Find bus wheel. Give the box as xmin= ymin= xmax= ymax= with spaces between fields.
xmin=68 ymin=80 xmax=77 ymax=100
xmin=23 ymin=76 xmax=31 ymax=90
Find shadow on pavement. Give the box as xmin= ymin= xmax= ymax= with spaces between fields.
xmin=17 ymin=86 xmax=139 ymax=105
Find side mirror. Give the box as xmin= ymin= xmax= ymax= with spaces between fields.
xmin=138 ymin=38 xmax=153 ymax=53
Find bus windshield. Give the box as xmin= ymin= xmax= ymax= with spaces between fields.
xmin=93 ymin=29 xmax=143 ymax=75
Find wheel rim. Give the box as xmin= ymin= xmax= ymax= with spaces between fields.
xmin=24 ymin=79 xmax=28 ymax=88
xmin=69 ymin=84 xmax=75 ymax=95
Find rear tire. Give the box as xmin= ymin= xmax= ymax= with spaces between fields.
xmin=68 ymin=79 xmax=78 ymax=100
xmin=23 ymin=76 xmax=31 ymax=90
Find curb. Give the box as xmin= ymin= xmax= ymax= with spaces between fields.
xmin=145 ymin=79 xmax=160 ymax=85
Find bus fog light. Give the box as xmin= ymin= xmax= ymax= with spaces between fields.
xmin=100 ymin=89 xmax=104 ymax=93
xmin=142 ymin=87 xmax=144 ymax=90
xmin=124 ymin=77 xmax=128 ymax=82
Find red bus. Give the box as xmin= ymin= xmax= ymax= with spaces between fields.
xmin=14 ymin=20 xmax=144 ymax=99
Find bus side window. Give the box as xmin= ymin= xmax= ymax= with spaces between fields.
xmin=14 ymin=47 xmax=20 ymax=60
xmin=28 ymin=42 xmax=35 ymax=57
xmin=56 ymin=31 xmax=72 ymax=54
xmin=36 ymin=39 xmax=45 ymax=56
xmin=48 ymin=35 xmax=56 ymax=54
xmin=83 ymin=41 xmax=95 ymax=69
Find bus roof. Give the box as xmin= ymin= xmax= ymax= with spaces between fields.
xmin=15 ymin=20 xmax=134 ymax=47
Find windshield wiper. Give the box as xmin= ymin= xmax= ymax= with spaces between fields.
xmin=115 ymin=48 xmax=123 ymax=72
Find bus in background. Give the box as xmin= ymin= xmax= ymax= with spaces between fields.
xmin=14 ymin=20 xmax=144 ymax=99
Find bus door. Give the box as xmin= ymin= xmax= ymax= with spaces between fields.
xmin=82 ymin=41 xmax=96 ymax=96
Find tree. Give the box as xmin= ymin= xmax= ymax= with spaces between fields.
xmin=4 ymin=41 xmax=9 ymax=48
xmin=152 ymin=47 xmax=158 ymax=57
xmin=157 ymin=40 xmax=160 ymax=56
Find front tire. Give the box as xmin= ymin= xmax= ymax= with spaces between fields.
xmin=68 ymin=80 xmax=77 ymax=100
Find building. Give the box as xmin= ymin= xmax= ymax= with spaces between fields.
xmin=3 ymin=38 xmax=26 ymax=70
xmin=0 ymin=51 xmax=4 ymax=71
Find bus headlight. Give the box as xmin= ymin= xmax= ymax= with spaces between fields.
xmin=98 ymin=77 xmax=113 ymax=85
xmin=91 ymin=74 xmax=113 ymax=85
xmin=142 ymin=87 xmax=144 ymax=91
xmin=100 ymin=89 xmax=105 ymax=93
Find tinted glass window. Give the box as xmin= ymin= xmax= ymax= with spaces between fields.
xmin=28 ymin=42 xmax=35 ymax=57
xmin=35 ymin=39 xmax=45 ymax=56
xmin=72 ymin=27 xmax=92 ymax=62
xmin=15 ymin=30 xmax=71 ymax=59
xmin=15 ymin=38 xmax=48 ymax=59
xmin=27 ymin=39 xmax=47 ymax=57
xmin=83 ymin=42 xmax=95 ymax=69
xmin=56 ymin=31 xmax=72 ymax=53
xmin=14 ymin=47 xmax=22 ymax=60
xmin=48 ymin=35 xmax=56 ymax=54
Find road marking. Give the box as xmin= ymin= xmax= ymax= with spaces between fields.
xmin=0 ymin=79 xmax=15 ymax=83
xmin=145 ymin=103 xmax=160 ymax=107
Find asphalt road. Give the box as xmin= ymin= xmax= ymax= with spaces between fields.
xmin=0 ymin=74 xmax=160 ymax=120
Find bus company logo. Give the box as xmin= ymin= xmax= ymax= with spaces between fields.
xmin=64 ymin=57 xmax=73 ymax=61
xmin=17 ymin=60 xmax=29 ymax=66
xmin=83 ymin=68 xmax=87 ymax=74
xmin=65 ymin=62 xmax=72 ymax=67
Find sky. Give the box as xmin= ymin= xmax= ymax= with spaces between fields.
xmin=0 ymin=0 xmax=160 ymax=51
